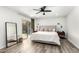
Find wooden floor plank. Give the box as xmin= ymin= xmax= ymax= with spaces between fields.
xmin=0 ymin=38 xmax=79 ymax=53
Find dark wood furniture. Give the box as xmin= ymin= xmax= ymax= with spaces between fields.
xmin=34 ymin=30 xmax=37 ymax=32
xmin=57 ymin=31 xmax=65 ymax=39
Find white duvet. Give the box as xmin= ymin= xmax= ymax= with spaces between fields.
xmin=30 ymin=31 xmax=60 ymax=45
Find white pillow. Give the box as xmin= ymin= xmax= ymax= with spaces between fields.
xmin=53 ymin=29 xmax=55 ymax=32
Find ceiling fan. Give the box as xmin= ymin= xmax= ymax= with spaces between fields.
xmin=33 ymin=6 xmax=52 ymax=15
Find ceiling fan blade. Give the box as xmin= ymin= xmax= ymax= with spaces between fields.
xmin=42 ymin=6 xmax=46 ymax=9
xmin=36 ymin=11 xmax=41 ymax=14
xmin=33 ymin=9 xmax=40 ymax=11
xmin=40 ymin=6 xmax=46 ymax=11
xmin=44 ymin=10 xmax=52 ymax=12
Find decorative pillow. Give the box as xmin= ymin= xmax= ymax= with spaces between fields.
xmin=53 ymin=29 xmax=56 ymax=32
xmin=38 ymin=25 xmax=56 ymax=32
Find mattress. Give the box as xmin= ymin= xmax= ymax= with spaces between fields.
xmin=30 ymin=31 xmax=60 ymax=45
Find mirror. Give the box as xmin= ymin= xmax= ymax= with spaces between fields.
xmin=5 ymin=22 xmax=18 ymax=48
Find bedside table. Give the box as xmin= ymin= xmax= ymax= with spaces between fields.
xmin=34 ymin=31 xmax=37 ymax=32
xmin=57 ymin=31 xmax=66 ymax=39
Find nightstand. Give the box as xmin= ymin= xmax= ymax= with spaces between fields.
xmin=34 ymin=30 xmax=37 ymax=32
xmin=57 ymin=31 xmax=66 ymax=39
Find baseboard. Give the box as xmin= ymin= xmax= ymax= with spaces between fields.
xmin=68 ymin=38 xmax=79 ymax=49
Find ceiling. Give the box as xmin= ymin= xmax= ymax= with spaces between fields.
xmin=7 ymin=6 xmax=74 ymax=18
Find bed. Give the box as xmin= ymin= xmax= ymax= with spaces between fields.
xmin=30 ymin=25 xmax=60 ymax=46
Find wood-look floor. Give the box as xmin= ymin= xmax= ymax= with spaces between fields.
xmin=0 ymin=37 xmax=79 ymax=53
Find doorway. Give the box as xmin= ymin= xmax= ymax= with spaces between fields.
xmin=22 ymin=20 xmax=31 ymax=39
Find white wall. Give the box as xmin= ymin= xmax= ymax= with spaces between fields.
xmin=0 ymin=7 xmax=30 ymax=49
xmin=67 ymin=7 xmax=79 ymax=48
xmin=35 ymin=17 xmax=67 ymax=33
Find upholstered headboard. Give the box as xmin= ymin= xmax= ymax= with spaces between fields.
xmin=38 ymin=25 xmax=56 ymax=32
